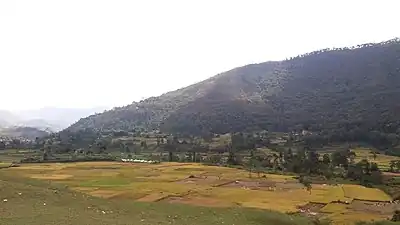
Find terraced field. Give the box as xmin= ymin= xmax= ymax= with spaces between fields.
xmin=352 ymin=148 xmax=400 ymax=171
xmin=1 ymin=161 xmax=398 ymax=224
xmin=1 ymin=174 xmax=314 ymax=225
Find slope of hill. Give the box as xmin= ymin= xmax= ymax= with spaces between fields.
xmin=67 ymin=38 xmax=400 ymax=136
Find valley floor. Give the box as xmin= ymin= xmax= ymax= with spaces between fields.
xmin=0 ymin=162 xmax=398 ymax=224
xmin=0 ymin=169 xmax=313 ymax=225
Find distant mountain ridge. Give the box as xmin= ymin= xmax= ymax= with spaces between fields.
xmin=0 ymin=126 xmax=50 ymax=139
xmin=14 ymin=107 xmax=110 ymax=130
xmin=0 ymin=110 xmax=20 ymax=127
xmin=66 ymin=38 xmax=400 ymax=135
xmin=0 ymin=107 xmax=110 ymax=135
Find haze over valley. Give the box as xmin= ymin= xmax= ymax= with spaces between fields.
xmin=0 ymin=107 xmax=109 ymax=138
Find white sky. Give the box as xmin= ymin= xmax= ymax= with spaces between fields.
xmin=0 ymin=0 xmax=399 ymax=110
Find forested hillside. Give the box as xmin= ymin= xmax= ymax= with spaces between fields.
xmin=67 ymin=39 xmax=400 ymax=145
xmin=0 ymin=126 xmax=49 ymax=139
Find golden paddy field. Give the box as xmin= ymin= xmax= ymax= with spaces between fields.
xmin=5 ymin=161 xmax=398 ymax=225
xmin=352 ymin=148 xmax=400 ymax=171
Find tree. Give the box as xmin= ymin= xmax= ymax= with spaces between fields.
xmin=322 ymin=154 xmax=331 ymax=165
xmin=307 ymin=150 xmax=320 ymax=174
xmin=253 ymin=158 xmax=263 ymax=178
xmin=272 ymin=153 xmax=280 ymax=170
xmin=192 ymin=151 xmax=197 ymax=162
xmin=261 ymin=155 xmax=273 ymax=168
xmin=125 ymin=145 xmax=131 ymax=154
xmin=140 ymin=141 xmax=148 ymax=150
xmin=247 ymin=150 xmax=258 ymax=178
xmin=208 ymin=154 xmax=222 ymax=165
xmin=332 ymin=151 xmax=349 ymax=168
xmin=392 ymin=210 xmax=400 ymax=222
xmin=227 ymin=144 xmax=239 ymax=165
xmin=370 ymin=162 xmax=379 ymax=172
xmin=299 ymin=176 xmax=312 ymax=194
xmin=389 ymin=160 xmax=396 ymax=172
xmin=286 ymin=148 xmax=293 ymax=161
xmin=119 ymin=143 xmax=127 ymax=152
xmin=201 ymin=132 xmax=214 ymax=143
xmin=358 ymin=159 xmax=371 ymax=174
xmin=42 ymin=150 xmax=49 ymax=161
xmin=372 ymin=152 xmax=377 ymax=160
xmin=306 ymin=183 xmax=312 ymax=195
xmin=348 ymin=151 xmax=356 ymax=164
xmin=185 ymin=152 xmax=193 ymax=162
xmin=156 ymin=138 xmax=160 ymax=146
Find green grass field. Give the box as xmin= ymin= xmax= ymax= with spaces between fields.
xmin=0 ymin=149 xmax=39 ymax=163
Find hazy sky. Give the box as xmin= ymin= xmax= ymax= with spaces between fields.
xmin=0 ymin=0 xmax=399 ymax=110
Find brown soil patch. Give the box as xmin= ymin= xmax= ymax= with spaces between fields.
xmin=108 ymin=192 xmax=147 ymax=200
xmin=298 ymin=202 xmax=326 ymax=212
xmin=71 ymin=187 xmax=98 ymax=192
xmin=297 ymin=203 xmax=327 ymax=218
xmin=349 ymin=200 xmax=400 ymax=215
xmin=30 ymin=174 xmax=73 ymax=180
xmin=174 ymin=168 xmax=206 ymax=172
xmin=89 ymin=190 xmax=125 ymax=199
xmin=136 ymin=193 xmax=171 ymax=202
xmin=162 ymin=196 xmax=234 ymax=207
xmin=219 ymin=180 xmax=276 ymax=190
xmin=175 ymin=175 xmax=230 ymax=186
xmin=156 ymin=163 xmax=194 ymax=168
xmin=275 ymin=181 xmax=304 ymax=190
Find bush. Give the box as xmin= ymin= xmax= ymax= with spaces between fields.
xmin=392 ymin=210 xmax=400 ymax=222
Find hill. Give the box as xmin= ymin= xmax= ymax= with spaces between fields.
xmin=0 ymin=107 xmax=110 ymax=132
xmin=14 ymin=107 xmax=110 ymax=130
xmin=0 ymin=126 xmax=50 ymax=139
xmin=13 ymin=118 xmax=62 ymax=132
xmin=67 ymin=38 xmax=400 ymax=139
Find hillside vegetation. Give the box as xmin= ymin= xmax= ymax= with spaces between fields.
xmin=67 ymin=39 xmax=400 ymax=141
xmin=0 ymin=126 xmax=49 ymax=139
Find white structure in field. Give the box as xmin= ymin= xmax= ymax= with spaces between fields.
xmin=121 ymin=159 xmax=158 ymax=164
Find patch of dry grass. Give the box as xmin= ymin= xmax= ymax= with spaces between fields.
xmin=342 ymin=184 xmax=392 ymax=202
xmin=320 ymin=203 xmax=348 ymax=213
xmin=0 ymin=162 xmax=12 ymax=168
xmin=352 ymin=148 xmax=400 ymax=170
xmin=326 ymin=211 xmax=389 ymax=225
xmin=0 ymin=170 xmax=316 ymax=225
xmin=3 ymin=161 xmax=395 ymax=224
xmin=30 ymin=174 xmax=73 ymax=180
xmin=311 ymin=185 xmax=352 ymax=204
